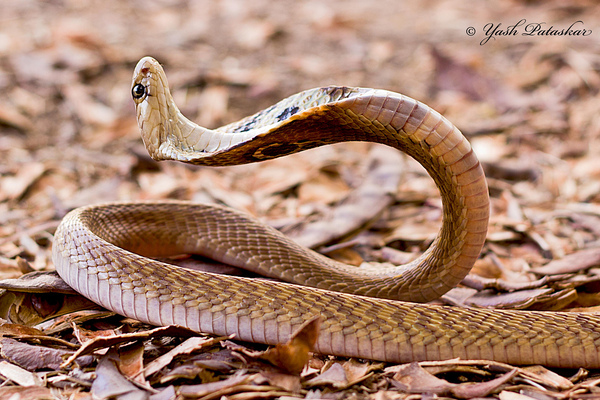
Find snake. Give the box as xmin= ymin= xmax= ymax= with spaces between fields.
xmin=52 ymin=56 xmax=600 ymax=369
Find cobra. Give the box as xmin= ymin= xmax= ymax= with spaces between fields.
xmin=52 ymin=56 xmax=600 ymax=368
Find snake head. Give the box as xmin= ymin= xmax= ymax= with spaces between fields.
xmin=132 ymin=56 xmax=233 ymax=163
xmin=131 ymin=56 xmax=185 ymax=161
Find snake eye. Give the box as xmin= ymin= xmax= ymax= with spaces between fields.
xmin=132 ymin=83 xmax=146 ymax=99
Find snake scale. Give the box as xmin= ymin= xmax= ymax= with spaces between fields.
xmin=52 ymin=57 xmax=600 ymax=369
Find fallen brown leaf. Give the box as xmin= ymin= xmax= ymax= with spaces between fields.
xmin=305 ymin=362 xmax=349 ymax=388
xmin=260 ymin=316 xmax=321 ymax=375
xmin=464 ymin=288 xmax=554 ymax=309
xmin=0 ymin=360 xmax=42 ymax=386
xmin=520 ymin=365 xmax=573 ymax=391
xmin=177 ymin=372 xmax=252 ymax=397
xmin=0 ymin=163 xmax=46 ymax=201
xmin=391 ymin=362 xmax=517 ymax=399
xmin=0 ymin=320 xmax=44 ymax=336
xmin=0 ymin=337 xmax=92 ymax=371
xmin=531 ymin=247 xmax=600 ymax=275
xmin=61 ymin=325 xmax=198 ymax=368
xmin=0 ymin=102 xmax=35 ymax=132
xmin=0 ymin=271 xmax=101 ymax=325
xmin=0 ymin=386 xmax=56 ymax=400
xmin=259 ymin=369 xmax=302 ymax=393
xmin=139 ymin=335 xmax=227 ymax=378
xmin=72 ymin=321 xmax=117 ymax=345
xmin=451 ymin=369 xmax=518 ymax=399
xmin=117 ymin=341 xmax=146 ymax=384
xmin=91 ymin=353 xmax=150 ymax=399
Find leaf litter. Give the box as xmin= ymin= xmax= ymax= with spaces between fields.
xmin=2 ymin=0 xmax=600 ymax=398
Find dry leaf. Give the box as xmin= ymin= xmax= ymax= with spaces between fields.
xmin=464 ymin=288 xmax=553 ymax=309
xmin=531 ymin=248 xmax=600 ymax=275
xmin=392 ymin=362 xmax=517 ymax=399
xmin=0 ymin=102 xmax=35 ymax=132
xmin=305 ymin=362 xmax=349 ymax=388
xmin=140 ymin=336 xmax=223 ymax=378
xmin=520 ymin=365 xmax=573 ymax=391
xmin=451 ymin=369 xmax=518 ymax=399
xmin=0 ymin=162 xmax=45 ymax=201
xmin=91 ymin=354 xmax=149 ymax=399
xmin=0 ymin=360 xmax=41 ymax=387
xmin=72 ymin=322 xmax=117 ymax=345
xmin=0 ymin=387 xmax=56 ymax=400
xmin=116 ymin=342 xmax=146 ymax=384
xmin=62 ymin=325 xmax=197 ymax=368
xmin=305 ymin=359 xmax=381 ymax=389
xmin=177 ymin=372 xmax=252 ymax=397
xmin=392 ymin=362 xmax=456 ymax=395
xmin=0 ymin=338 xmax=91 ymax=371
xmin=498 ymin=391 xmax=538 ymax=400
xmin=260 ymin=316 xmax=321 ymax=375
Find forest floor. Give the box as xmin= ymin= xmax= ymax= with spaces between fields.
xmin=1 ymin=0 xmax=600 ymax=398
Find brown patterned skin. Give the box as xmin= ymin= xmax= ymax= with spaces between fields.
xmin=52 ymin=57 xmax=600 ymax=368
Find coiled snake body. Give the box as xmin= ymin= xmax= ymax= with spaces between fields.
xmin=52 ymin=57 xmax=600 ymax=368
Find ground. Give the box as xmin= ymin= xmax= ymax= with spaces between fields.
xmin=1 ymin=0 xmax=600 ymax=399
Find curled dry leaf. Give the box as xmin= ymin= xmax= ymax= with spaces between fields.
xmin=0 ymin=270 xmax=76 ymax=294
xmin=527 ymin=288 xmax=579 ymax=311
xmin=391 ymin=362 xmax=517 ymax=399
xmin=461 ymin=274 xmax=550 ymax=293
xmin=258 ymin=368 xmax=302 ymax=393
xmin=0 ymin=162 xmax=46 ymax=202
xmin=61 ymin=325 xmax=197 ymax=368
xmin=305 ymin=358 xmax=382 ymax=389
xmin=0 ymin=291 xmax=100 ymax=326
xmin=0 ymin=320 xmax=44 ymax=336
xmin=520 ymin=365 xmax=573 ymax=391
xmin=189 ymin=347 xmax=247 ymax=373
xmin=139 ymin=335 xmax=226 ymax=379
xmin=451 ymin=369 xmax=518 ymax=399
xmin=116 ymin=342 xmax=146 ymax=385
xmin=391 ymin=362 xmax=456 ymax=395
xmin=259 ymin=316 xmax=321 ymax=375
xmin=72 ymin=321 xmax=117 ymax=345
xmin=498 ymin=390 xmax=538 ymax=400
xmin=305 ymin=362 xmax=349 ymax=388
xmin=159 ymin=364 xmax=206 ymax=384
xmin=0 ymin=271 xmax=101 ymax=326
xmin=0 ymin=102 xmax=35 ymax=132
xmin=91 ymin=354 xmax=150 ymax=400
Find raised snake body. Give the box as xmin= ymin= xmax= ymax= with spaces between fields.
xmin=52 ymin=57 xmax=600 ymax=369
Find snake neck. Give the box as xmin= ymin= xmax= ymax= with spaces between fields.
xmin=137 ymin=92 xmax=214 ymax=162
xmin=392 ymin=135 xmax=488 ymax=302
